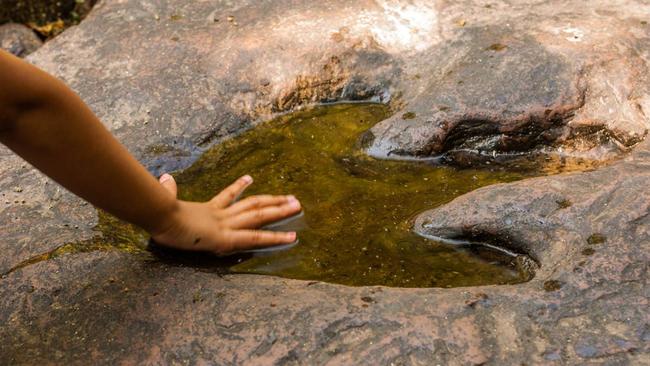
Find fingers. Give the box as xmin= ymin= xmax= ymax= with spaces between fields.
xmin=223 ymin=229 xmax=297 ymax=252
xmin=159 ymin=173 xmax=178 ymax=198
xmin=224 ymin=194 xmax=296 ymax=216
xmin=225 ymin=198 xmax=301 ymax=229
xmin=210 ymin=175 xmax=253 ymax=208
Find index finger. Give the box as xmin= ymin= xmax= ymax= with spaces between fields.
xmin=210 ymin=175 xmax=253 ymax=208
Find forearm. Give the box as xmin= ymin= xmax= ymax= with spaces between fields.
xmin=0 ymin=51 xmax=177 ymax=234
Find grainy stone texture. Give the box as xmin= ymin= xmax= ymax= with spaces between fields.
xmin=0 ymin=23 xmax=42 ymax=57
xmin=0 ymin=0 xmax=649 ymax=364
xmin=365 ymin=1 xmax=650 ymax=161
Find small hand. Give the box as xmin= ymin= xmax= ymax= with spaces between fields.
xmin=151 ymin=174 xmax=301 ymax=255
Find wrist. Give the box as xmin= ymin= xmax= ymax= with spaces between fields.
xmin=148 ymin=197 xmax=182 ymax=237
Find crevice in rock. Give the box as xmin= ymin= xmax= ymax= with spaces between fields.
xmin=417 ymin=230 xmax=540 ymax=281
xmin=0 ymin=241 xmax=145 ymax=279
xmin=1 ymin=211 xmax=151 ymax=279
xmin=440 ymin=107 xmax=575 ymax=155
xmin=0 ymin=242 xmax=85 ymax=279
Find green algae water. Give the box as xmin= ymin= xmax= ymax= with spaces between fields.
xmin=3 ymin=103 xmax=538 ymax=287
xmin=171 ymin=103 xmax=534 ymax=287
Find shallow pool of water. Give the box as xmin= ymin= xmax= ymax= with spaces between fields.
xmin=169 ymin=103 xmax=536 ymax=287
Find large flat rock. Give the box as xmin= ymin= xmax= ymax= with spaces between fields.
xmin=2 ymin=250 xmax=647 ymax=364
xmin=1 ymin=0 xmax=649 ymax=364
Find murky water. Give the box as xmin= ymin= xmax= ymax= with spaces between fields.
xmin=167 ymin=103 xmax=537 ymax=287
xmin=6 ymin=103 xmax=556 ymax=287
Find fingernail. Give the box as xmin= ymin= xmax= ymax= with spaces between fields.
xmin=287 ymin=195 xmax=298 ymax=203
xmin=288 ymin=199 xmax=301 ymax=209
xmin=288 ymin=232 xmax=297 ymax=241
xmin=159 ymin=173 xmax=172 ymax=183
xmin=242 ymin=175 xmax=253 ymax=184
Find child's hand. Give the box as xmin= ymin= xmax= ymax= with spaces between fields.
xmin=151 ymin=174 xmax=301 ymax=255
xmin=0 ymin=50 xmax=301 ymax=254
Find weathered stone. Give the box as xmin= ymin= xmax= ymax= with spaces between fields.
xmin=364 ymin=2 xmax=650 ymax=162
xmin=0 ymin=23 xmax=42 ymax=57
xmin=0 ymin=0 xmax=649 ymax=364
xmin=365 ymin=27 xmax=588 ymax=160
xmin=415 ymin=143 xmax=650 ymax=280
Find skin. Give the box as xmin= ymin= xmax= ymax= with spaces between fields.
xmin=0 ymin=49 xmax=301 ymax=255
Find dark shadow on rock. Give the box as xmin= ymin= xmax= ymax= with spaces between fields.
xmin=146 ymin=240 xmax=251 ymax=276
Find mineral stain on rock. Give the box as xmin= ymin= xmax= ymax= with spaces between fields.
xmin=556 ymin=198 xmax=572 ymax=209
xmin=401 ymin=111 xmax=416 ymax=120
xmin=486 ymin=43 xmax=507 ymax=51
xmin=587 ymin=233 xmax=606 ymax=245
xmin=543 ymin=279 xmax=564 ymax=292
xmin=581 ymin=247 xmax=596 ymax=256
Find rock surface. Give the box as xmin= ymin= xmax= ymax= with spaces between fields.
xmin=0 ymin=23 xmax=42 ymax=57
xmin=364 ymin=1 xmax=650 ymax=162
xmin=0 ymin=0 xmax=649 ymax=364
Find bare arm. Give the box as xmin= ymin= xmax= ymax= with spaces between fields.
xmin=0 ymin=50 xmax=299 ymax=254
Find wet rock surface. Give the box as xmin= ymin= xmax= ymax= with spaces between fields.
xmin=1 ymin=0 xmax=649 ymax=364
xmin=0 ymin=23 xmax=42 ymax=57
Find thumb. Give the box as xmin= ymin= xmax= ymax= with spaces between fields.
xmin=159 ymin=173 xmax=178 ymax=198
